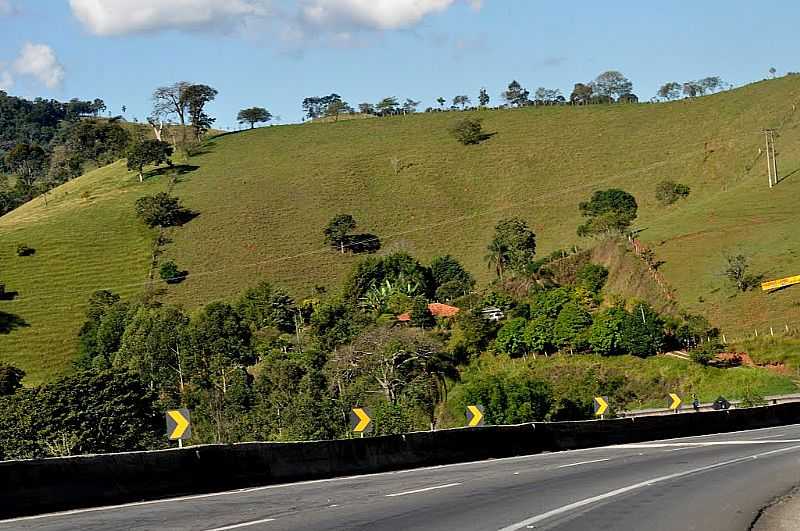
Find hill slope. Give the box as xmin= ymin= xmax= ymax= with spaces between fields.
xmin=3 ymin=77 xmax=800 ymax=383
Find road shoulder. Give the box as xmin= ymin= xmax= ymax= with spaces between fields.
xmin=752 ymin=487 xmax=800 ymax=531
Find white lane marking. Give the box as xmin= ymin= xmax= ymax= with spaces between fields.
xmin=385 ymin=483 xmax=462 ymax=497
xmin=663 ymin=448 xmax=688 ymax=452
xmin=557 ymin=458 xmax=610 ymax=469
xmin=617 ymin=440 xmax=800 ymax=448
xmin=5 ymin=423 xmax=800 ymax=524
xmin=497 ymin=444 xmax=800 ymax=531
xmin=203 ymin=517 xmax=276 ymax=531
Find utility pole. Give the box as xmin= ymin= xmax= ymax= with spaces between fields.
xmin=764 ymin=129 xmax=778 ymax=188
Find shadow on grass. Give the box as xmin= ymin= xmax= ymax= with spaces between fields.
xmin=165 ymin=271 xmax=189 ymax=285
xmin=146 ymin=164 xmax=200 ymax=182
xmin=0 ymin=311 xmax=29 ymax=334
xmin=176 ymin=210 xmax=200 ymax=226
xmin=777 ymin=167 xmax=800 ymax=184
xmin=0 ymin=290 xmax=19 ymax=301
xmin=344 ymin=234 xmax=382 ymax=254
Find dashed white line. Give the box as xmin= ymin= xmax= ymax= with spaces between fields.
xmin=204 ymin=517 xmax=276 ymax=531
xmin=385 ymin=483 xmax=462 ymax=497
xmin=557 ymin=458 xmax=611 ymax=468
xmin=497 ymin=444 xmax=800 ymax=531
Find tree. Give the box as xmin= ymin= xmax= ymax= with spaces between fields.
xmin=486 ymin=218 xmax=537 ymax=279
xmin=358 ymin=103 xmax=375 ymax=115
xmin=302 ymin=94 xmax=342 ymax=120
xmin=699 ymin=76 xmax=723 ymax=93
xmin=655 ymin=180 xmax=691 ymax=205
xmin=553 ymin=302 xmax=592 ymax=353
xmin=502 ymin=80 xmax=530 ymax=107
xmin=657 ymin=82 xmax=681 ymax=101
xmin=570 ymin=83 xmax=593 ymax=105
xmin=576 ymin=264 xmax=609 ymax=293
xmin=236 ymin=281 xmax=296 ymax=333
xmin=4 ymin=143 xmax=47 ymax=197
xmin=324 ymin=100 xmax=351 ymax=122
xmin=494 ymin=318 xmax=529 ymax=357
xmin=430 ymin=255 xmax=475 ymax=299
xmin=724 ymin=255 xmax=759 ymax=292
xmin=682 ymin=81 xmax=703 ymax=98
xmin=237 ymin=107 xmax=272 ymax=129
xmin=189 ymin=302 xmax=254 ymax=394
xmin=336 ymin=327 xmax=452 ymax=406
xmin=479 ymin=88 xmax=490 ymax=107
xmin=620 ymin=304 xmax=665 ymax=357
xmin=324 ymin=214 xmax=357 ymax=253
xmin=587 ymin=307 xmax=628 ymax=355
xmin=376 ymin=97 xmax=400 ymax=116
xmin=159 ymin=260 xmax=184 ymax=283
xmin=452 ymin=95 xmax=471 ymax=109
xmin=449 ymin=118 xmax=485 ymax=145
xmin=115 ymin=305 xmax=191 ymax=394
xmin=436 ymin=97 xmax=446 ymax=109
xmin=409 ymin=297 xmax=436 ymax=329
xmin=402 ymin=99 xmax=421 ymax=114
xmin=592 ymin=71 xmax=633 ymax=100
xmin=152 ymin=81 xmax=191 ymax=130
xmin=577 ymin=189 xmax=638 ymax=237
xmin=126 ymin=140 xmax=173 ymax=182
xmin=182 ymin=84 xmax=218 ymax=140
xmin=135 ymin=192 xmax=188 ymax=228
xmin=0 ymin=364 xmax=24 ymax=396
xmin=769 ymin=67 xmax=777 ymax=78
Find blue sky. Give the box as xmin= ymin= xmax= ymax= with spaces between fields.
xmin=0 ymin=1 xmax=796 ymax=129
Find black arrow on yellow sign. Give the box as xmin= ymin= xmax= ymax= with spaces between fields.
xmin=466 ymin=405 xmax=485 ymax=427
xmin=668 ymin=393 xmax=682 ymax=411
xmin=350 ymin=407 xmax=373 ymax=434
xmin=166 ymin=409 xmax=191 ymax=442
xmin=593 ymin=396 xmax=609 ymax=417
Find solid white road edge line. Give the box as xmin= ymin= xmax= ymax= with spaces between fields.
xmin=617 ymin=440 xmax=800 ymax=448
xmin=385 ymin=483 xmax=462 ymax=497
xmin=203 ymin=517 xmax=276 ymax=531
xmin=4 ymin=423 xmax=799 ymax=524
xmin=557 ymin=458 xmax=611 ymax=468
xmin=496 ymin=444 xmax=800 ymax=531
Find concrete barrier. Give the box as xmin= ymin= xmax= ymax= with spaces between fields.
xmin=2 ymin=403 xmax=799 ymax=519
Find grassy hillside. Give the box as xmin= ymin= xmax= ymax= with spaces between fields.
xmin=3 ymin=76 xmax=800 ymax=383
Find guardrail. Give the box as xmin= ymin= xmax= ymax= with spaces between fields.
xmin=2 ymin=402 xmax=800 ymax=520
xmin=621 ymin=393 xmax=800 ymax=417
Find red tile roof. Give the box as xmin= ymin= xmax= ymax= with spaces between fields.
xmin=397 ymin=303 xmax=460 ymax=322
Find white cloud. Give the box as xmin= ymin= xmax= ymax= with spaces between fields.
xmin=300 ymin=0 xmax=455 ymax=30
xmin=0 ymin=69 xmax=13 ymax=91
xmin=69 ymin=0 xmax=266 ymax=36
xmin=68 ymin=0 xmax=482 ymax=39
xmin=13 ymin=43 xmax=65 ymax=89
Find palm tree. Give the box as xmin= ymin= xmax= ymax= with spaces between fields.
xmin=486 ymin=239 xmax=510 ymax=281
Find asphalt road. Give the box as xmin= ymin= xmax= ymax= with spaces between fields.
xmin=5 ymin=424 xmax=800 ymax=531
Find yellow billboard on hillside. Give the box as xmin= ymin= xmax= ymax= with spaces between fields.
xmin=761 ymin=275 xmax=800 ymax=292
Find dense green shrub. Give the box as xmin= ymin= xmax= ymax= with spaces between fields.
xmin=449 ymin=118 xmax=485 ymax=145
xmin=135 ymin=192 xmax=189 ymax=228
xmin=655 ymin=180 xmax=691 ymax=205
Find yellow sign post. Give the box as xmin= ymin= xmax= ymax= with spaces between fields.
xmin=350 ymin=407 xmax=373 ymax=435
xmin=466 ymin=405 xmax=485 ymax=427
xmin=668 ymin=393 xmax=682 ymax=412
xmin=165 ymin=409 xmax=191 ymax=447
xmin=762 ymin=275 xmax=800 ymax=292
xmin=593 ymin=397 xmax=609 ymax=418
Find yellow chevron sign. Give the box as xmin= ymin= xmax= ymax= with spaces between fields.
xmin=761 ymin=275 xmax=800 ymax=292
xmin=350 ymin=408 xmax=373 ymax=433
xmin=166 ymin=409 xmax=191 ymax=440
xmin=466 ymin=405 xmax=485 ymax=427
xmin=593 ymin=397 xmax=609 ymax=417
xmin=668 ymin=393 xmax=682 ymax=411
